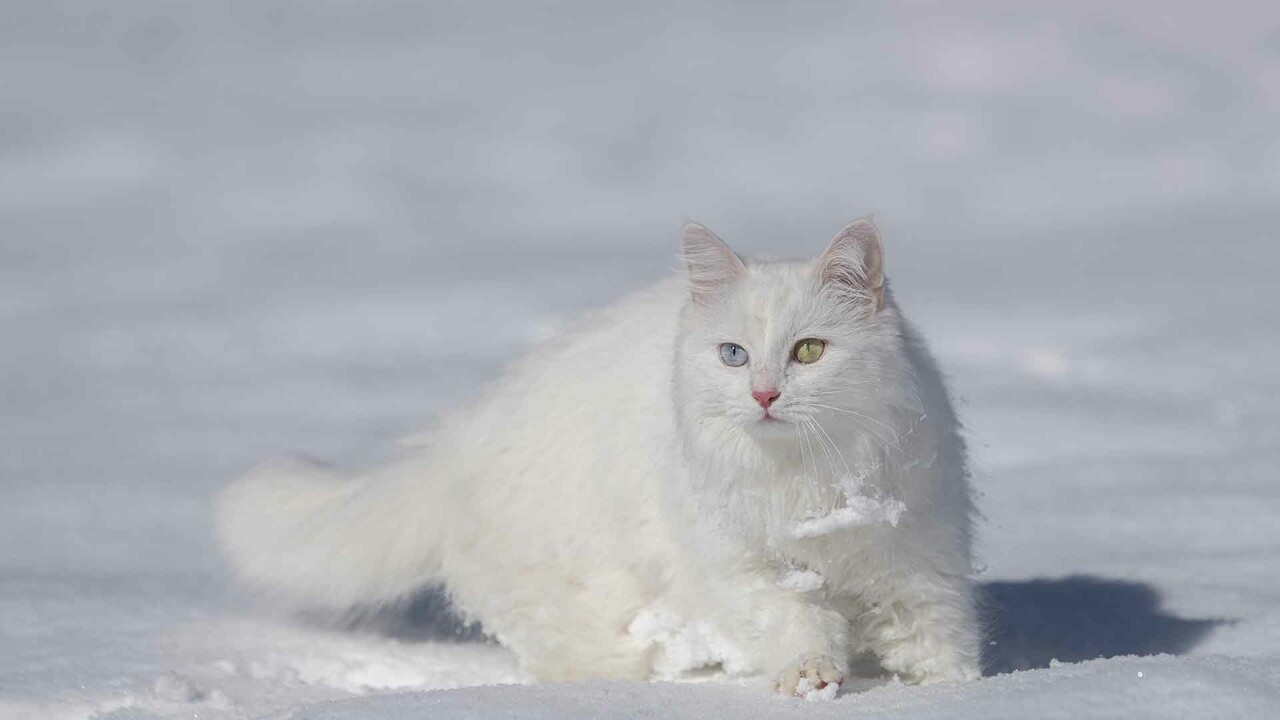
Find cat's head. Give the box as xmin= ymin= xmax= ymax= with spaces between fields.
xmin=674 ymin=220 xmax=906 ymax=453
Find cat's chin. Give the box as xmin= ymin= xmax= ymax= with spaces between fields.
xmin=744 ymin=414 xmax=794 ymax=439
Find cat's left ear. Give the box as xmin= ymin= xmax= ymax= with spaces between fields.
xmin=816 ymin=218 xmax=884 ymax=312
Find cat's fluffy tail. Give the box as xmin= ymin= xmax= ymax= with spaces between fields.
xmin=216 ymin=457 xmax=443 ymax=609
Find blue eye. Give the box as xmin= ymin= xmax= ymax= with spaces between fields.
xmin=718 ymin=343 xmax=749 ymax=367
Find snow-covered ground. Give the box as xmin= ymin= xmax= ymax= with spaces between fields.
xmin=2 ymin=1 xmax=1279 ymax=718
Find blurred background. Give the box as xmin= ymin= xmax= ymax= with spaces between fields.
xmin=2 ymin=1 xmax=1278 ymax=717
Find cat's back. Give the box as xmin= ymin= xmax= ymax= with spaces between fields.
xmin=484 ymin=272 xmax=684 ymax=420
xmin=437 ymin=273 xmax=689 ymax=490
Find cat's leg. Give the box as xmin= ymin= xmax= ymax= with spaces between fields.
xmin=856 ymin=571 xmax=981 ymax=684
xmin=760 ymin=590 xmax=851 ymax=696
xmin=448 ymin=561 xmax=657 ymax=682
xmin=688 ymin=568 xmax=852 ymax=696
xmin=515 ymin=623 xmax=655 ymax=682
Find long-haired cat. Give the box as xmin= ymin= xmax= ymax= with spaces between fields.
xmin=218 ymin=219 xmax=981 ymax=696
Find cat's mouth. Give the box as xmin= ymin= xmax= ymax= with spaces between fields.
xmin=748 ymin=410 xmax=792 ymax=436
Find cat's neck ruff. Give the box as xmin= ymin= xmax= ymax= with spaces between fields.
xmin=679 ymin=394 xmax=919 ymax=550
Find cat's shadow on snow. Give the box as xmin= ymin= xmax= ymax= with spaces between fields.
xmin=341 ymin=575 xmax=1227 ymax=676
xmin=980 ymin=575 xmax=1227 ymax=675
xmin=334 ymin=585 xmax=490 ymax=643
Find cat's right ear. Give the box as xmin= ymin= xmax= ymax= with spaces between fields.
xmin=682 ymin=223 xmax=747 ymax=306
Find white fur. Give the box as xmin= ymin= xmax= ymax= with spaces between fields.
xmin=217 ymin=219 xmax=982 ymax=693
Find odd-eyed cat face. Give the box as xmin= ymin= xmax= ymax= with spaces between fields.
xmin=675 ymin=221 xmax=893 ymax=445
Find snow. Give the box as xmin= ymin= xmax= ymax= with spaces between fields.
xmin=795 ymin=678 xmax=841 ymax=702
xmin=791 ymin=495 xmax=907 ymax=538
xmin=3 ymin=1 xmax=1280 ymax=718
xmin=776 ymin=569 xmax=825 ymax=594
xmin=275 ymin=655 xmax=1280 ymax=719
xmin=627 ymin=607 xmax=753 ymax=678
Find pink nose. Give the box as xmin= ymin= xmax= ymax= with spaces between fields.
xmin=751 ymin=389 xmax=780 ymax=408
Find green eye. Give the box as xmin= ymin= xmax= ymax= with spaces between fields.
xmin=794 ymin=338 xmax=826 ymax=364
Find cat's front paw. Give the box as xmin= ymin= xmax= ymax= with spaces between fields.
xmin=774 ymin=653 xmax=844 ymax=699
xmin=914 ymin=659 xmax=980 ymax=685
xmin=882 ymin=651 xmax=980 ymax=686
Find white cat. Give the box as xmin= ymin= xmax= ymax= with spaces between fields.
xmin=217 ymin=219 xmax=982 ymax=696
